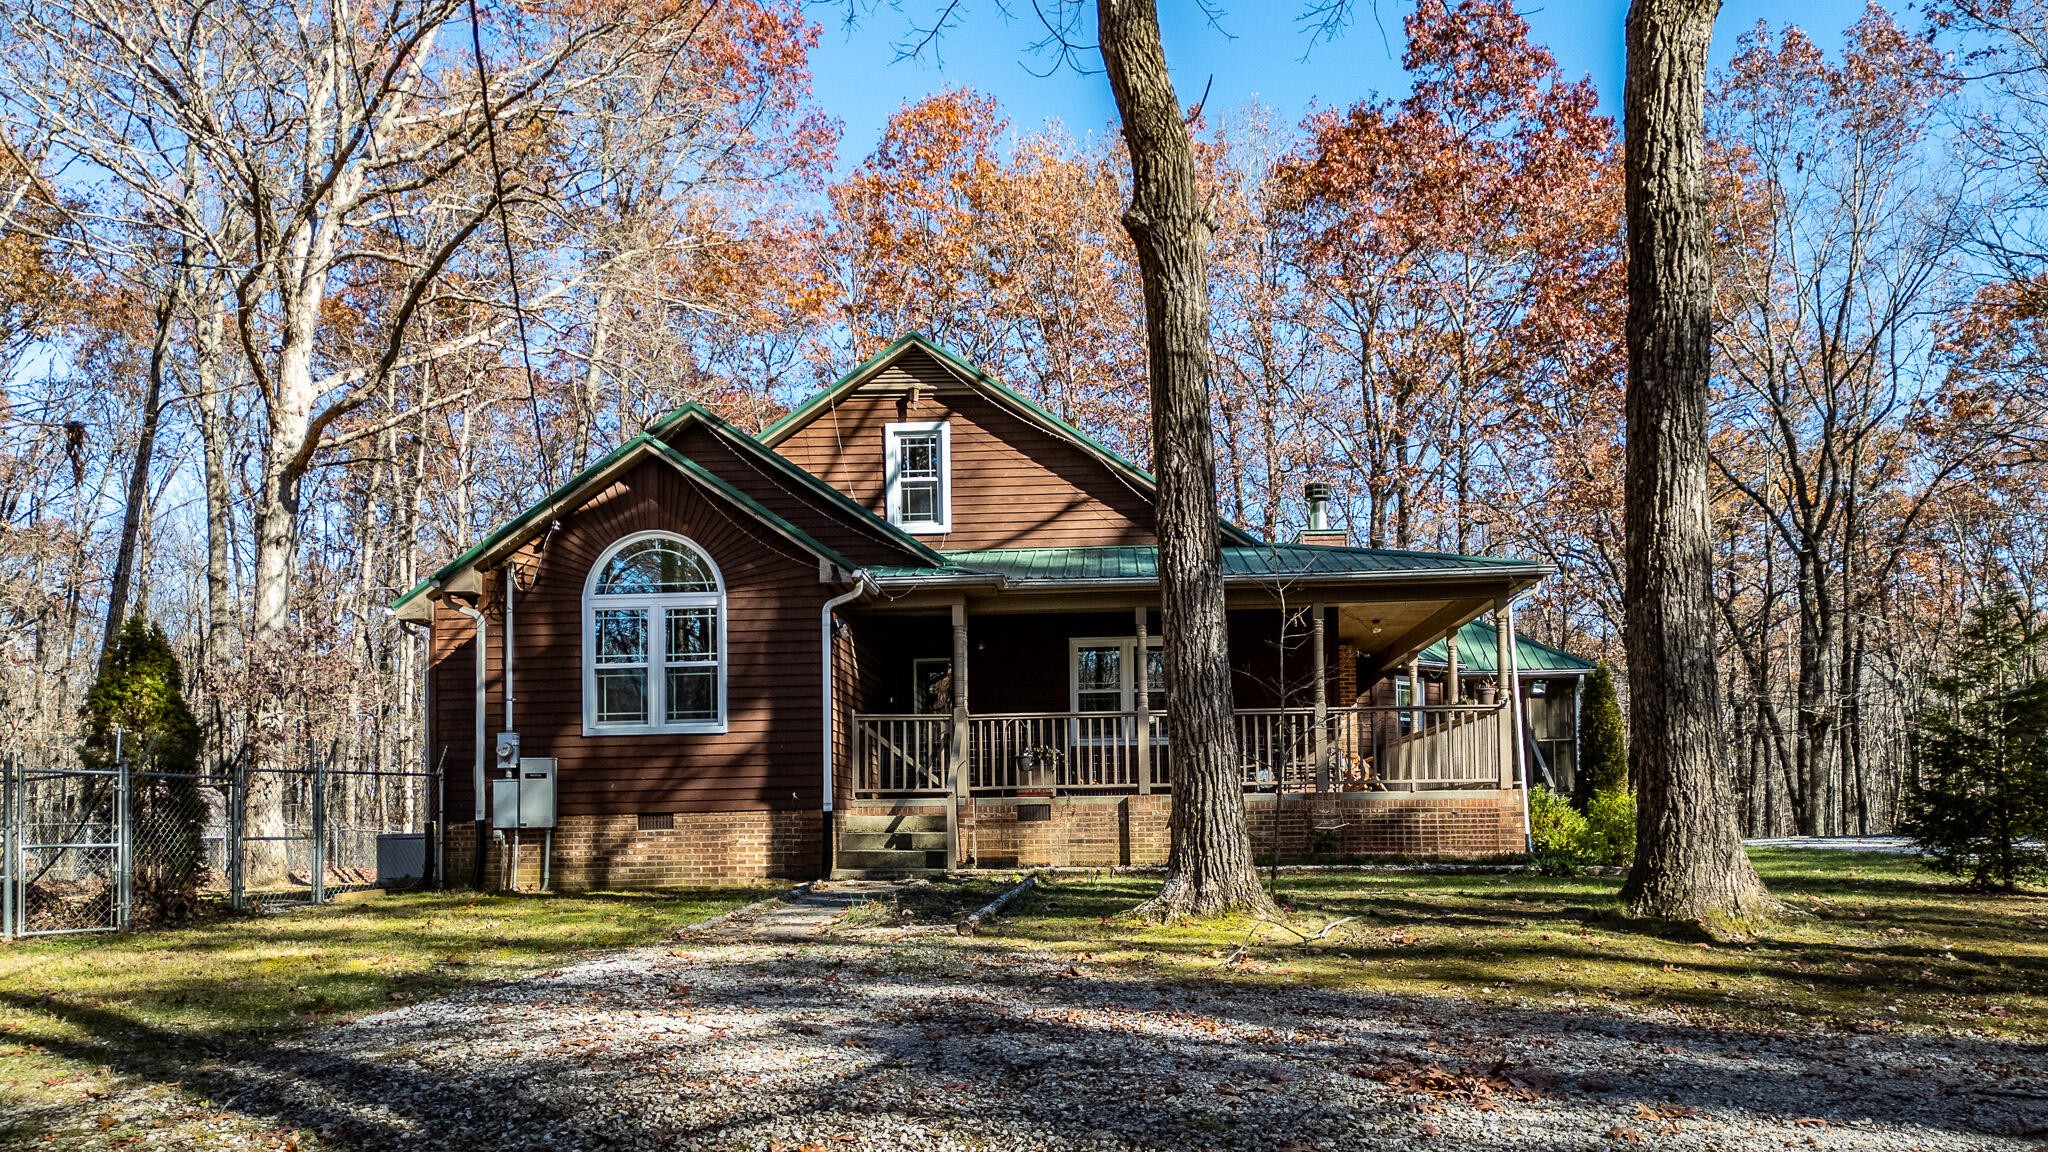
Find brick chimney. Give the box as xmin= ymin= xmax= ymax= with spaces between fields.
xmin=1298 ymin=482 xmax=1349 ymax=548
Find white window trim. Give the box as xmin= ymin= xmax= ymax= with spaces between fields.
xmin=884 ymin=420 xmax=952 ymax=535
xmin=582 ymin=530 xmax=729 ymax=736
xmin=1068 ymin=635 xmax=1166 ymax=745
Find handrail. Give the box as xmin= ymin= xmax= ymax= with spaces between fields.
xmin=850 ymin=702 xmax=1513 ymax=797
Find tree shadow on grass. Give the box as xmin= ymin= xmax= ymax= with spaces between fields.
xmin=6 ymin=924 xmax=2048 ymax=1151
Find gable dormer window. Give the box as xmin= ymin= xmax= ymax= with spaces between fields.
xmin=885 ymin=420 xmax=951 ymax=534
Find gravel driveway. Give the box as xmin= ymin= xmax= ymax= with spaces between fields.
xmin=186 ymin=897 xmax=2048 ymax=1152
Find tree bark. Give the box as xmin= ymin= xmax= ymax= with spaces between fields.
xmin=1097 ymin=0 xmax=1271 ymax=920
xmin=1619 ymin=0 xmax=1773 ymax=926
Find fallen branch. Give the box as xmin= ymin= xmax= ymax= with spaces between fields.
xmin=958 ymin=872 xmax=1040 ymax=936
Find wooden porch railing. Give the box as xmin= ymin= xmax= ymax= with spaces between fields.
xmin=852 ymin=704 xmax=1513 ymax=799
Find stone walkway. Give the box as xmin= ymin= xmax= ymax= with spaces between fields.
xmin=711 ymin=880 xmax=901 ymax=940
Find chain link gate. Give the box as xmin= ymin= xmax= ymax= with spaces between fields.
xmin=2 ymin=745 xmax=436 ymax=937
xmin=1 ymin=757 xmax=126 ymax=936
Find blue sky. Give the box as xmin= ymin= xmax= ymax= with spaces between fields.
xmin=809 ymin=0 xmax=1879 ymax=169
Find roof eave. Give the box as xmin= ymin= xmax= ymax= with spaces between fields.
xmin=876 ymin=565 xmax=1550 ymax=594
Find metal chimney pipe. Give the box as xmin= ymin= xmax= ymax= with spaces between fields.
xmin=1305 ymin=482 xmax=1332 ymax=532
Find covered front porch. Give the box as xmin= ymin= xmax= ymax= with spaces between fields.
xmin=832 ymin=551 xmax=1546 ymax=872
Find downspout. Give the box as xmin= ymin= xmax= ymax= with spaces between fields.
xmin=503 ymin=566 xmax=516 ymax=730
xmin=450 ymin=595 xmax=489 ymax=890
xmin=820 ymin=571 xmax=877 ymax=879
xmin=503 ymin=566 xmax=521 ymax=890
xmin=1506 ymin=598 xmax=1533 ymax=854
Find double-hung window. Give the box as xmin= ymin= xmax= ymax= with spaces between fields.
xmin=885 ymin=421 xmax=951 ymax=533
xmin=1069 ymin=636 xmax=1166 ymax=743
xmin=583 ymin=532 xmax=725 ymax=734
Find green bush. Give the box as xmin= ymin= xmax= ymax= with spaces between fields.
xmin=1583 ymin=789 xmax=1637 ymax=866
xmin=1576 ymin=663 xmax=1627 ymax=806
xmin=1529 ymin=786 xmax=1596 ymax=873
xmin=81 ymin=617 xmax=207 ymax=925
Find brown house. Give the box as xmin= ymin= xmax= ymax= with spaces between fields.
xmin=392 ymin=336 xmax=1557 ymax=888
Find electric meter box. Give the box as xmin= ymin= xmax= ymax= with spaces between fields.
xmin=491 ymin=757 xmax=557 ymax=830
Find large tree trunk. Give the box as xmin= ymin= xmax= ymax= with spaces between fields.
xmin=1097 ymin=0 xmax=1270 ymax=921
xmin=1619 ymin=0 xmax=1773 ymax=926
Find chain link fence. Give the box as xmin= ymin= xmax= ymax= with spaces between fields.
xmin=2 ymin=747 xmax=437 ymax=938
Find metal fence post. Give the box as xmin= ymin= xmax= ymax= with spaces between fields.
xmin=115 ymin=753 xmax=133 ymax=931
xmin=311 ymin=754 xmax=327 ymax=905
xmin=229 ymin=758 xmax=246 ymax=913
xmin=3 ymin=754 xmax=15 ymax=940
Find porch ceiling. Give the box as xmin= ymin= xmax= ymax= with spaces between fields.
xmin=1335 ymin=597 xmax=1496 ymax=678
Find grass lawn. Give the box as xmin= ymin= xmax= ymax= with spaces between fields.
xmin=989 ymin=848 xmax=2048 ymax=1040
xmin=0 ymin=886 xmax=770 ymax=1150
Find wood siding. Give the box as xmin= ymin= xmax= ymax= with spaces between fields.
xmin=772 ymin=350 xmax=1157 ymax=550
xmin=428 ymin=456 xmax=835 ymax=821
xmin=660 ymin=422 xmax=929 ymax=569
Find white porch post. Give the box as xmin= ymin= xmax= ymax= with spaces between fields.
xmin=1494 ymin=601 xmax=1515 ymax=788
xmin=950 ymin=600 xmax=969 ymax=868
xmin=1134 ymin=605 xmax=1152 ymax=794
xmin=1505 ymin=596 xmax=1534 ymax=852
xmin=1445 ymin=631 xmax=1460 ymax=704
xmin=1311 ymin=603 xmax=1329 ymax=792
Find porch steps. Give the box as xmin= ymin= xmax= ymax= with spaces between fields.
xmin=833 ymin=813 xmax=948 ymax=878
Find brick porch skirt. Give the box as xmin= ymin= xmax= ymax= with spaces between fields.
xmin=442 ymin=810 xmax=824 ymax=891
xmin=436 ymin=792 xmax=1525 ymax=890
xmin=844 ymin=790 xmax=1528 ymax=871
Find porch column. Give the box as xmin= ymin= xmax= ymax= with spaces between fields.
xmin=1494 ymin=602 xmax=1515 ymax=788
xmin=950 ymin=601 xmax=969 ymax=867
xmin=1445 ymin=631 xmax=1460 ymax=704
xmin=1505 ymin=597 xmax=1531 ymax=797
xmin=1134 ymin=605 xmax=1152 ymax=794
xmin=1311 ymin=603 xmax=1329 ymax=791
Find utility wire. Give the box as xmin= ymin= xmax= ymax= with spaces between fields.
xmin=466 ymin=0 xmax=554 ymax=486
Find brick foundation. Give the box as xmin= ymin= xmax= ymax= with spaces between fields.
xmin=843 ymin=790 xmax=1526 ymax=870
xmin=443 ymin=810 xmax=823 ymax=891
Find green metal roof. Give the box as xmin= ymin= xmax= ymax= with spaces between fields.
xmin=868 ymin=543 xmax=1548 ymax=586
xmin=390 ymin=429 xmax=667 ymax=612
xmin=756 ymin=333 xmax=1262 ymax=546
xmin=1418 ymin=619 xmax=1595 ymax=675
xmin=389 ymin=419 xmax=869 ymax=613
xmin=652 ymin=403 xmax=949 ymax=567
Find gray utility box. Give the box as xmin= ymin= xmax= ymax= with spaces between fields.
xmin=491 ymin=757 xmax=558 ymax=830
xmin=376 ymin=833 xmax=427 ymax=886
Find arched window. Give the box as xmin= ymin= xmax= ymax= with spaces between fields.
xmin=583 ymin=532 xmax=726 ymax=733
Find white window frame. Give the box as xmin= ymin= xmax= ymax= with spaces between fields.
xmin=884 ymin=420 xmax=952 ymax=534
xmin=1068 ymin=635 xmax=1166 ymax=744
xmin=582 ymin=530 xmax=728 ymax=736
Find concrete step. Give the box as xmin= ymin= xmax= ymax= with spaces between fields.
xmin=832 ymin=866 xmax=945 ymax=880
xmin=839 ymin=831 xmax=949 ymax=852
xmin=842 ymin=813 xmax=948 ymax=834
xmin=834 ymin=848 xmax=948 ymax=872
